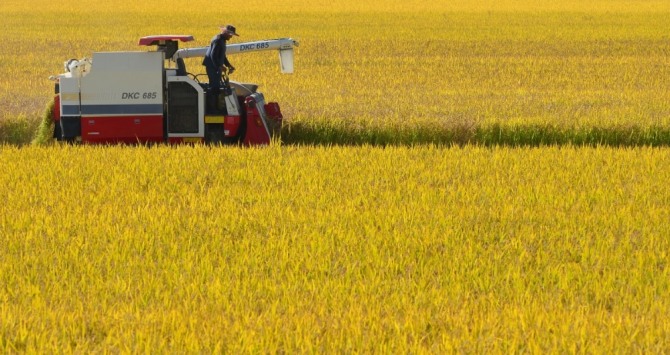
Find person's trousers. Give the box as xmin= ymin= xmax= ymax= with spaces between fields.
xmin=205 ymin=65 xmax=222 ymax=96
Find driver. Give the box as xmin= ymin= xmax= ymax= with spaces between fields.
xmin=202 ymin=24 xmax=239 ymax=114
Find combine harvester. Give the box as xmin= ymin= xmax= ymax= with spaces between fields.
xmin=49 ymin=35 xmax=298 ymax=145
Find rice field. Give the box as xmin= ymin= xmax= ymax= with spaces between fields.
xmin=2 ymin=144 xmax=670 ymax=352
xmin=1 ymin=0 xmax=670 ymax=352
xmin=1 ymin=0 xmax=670 ymax=145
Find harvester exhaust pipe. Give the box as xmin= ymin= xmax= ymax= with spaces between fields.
xmin=173 ymin=38 xmax=299 ymax=74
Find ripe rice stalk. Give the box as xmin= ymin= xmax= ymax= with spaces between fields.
xmin=30 ymin=99 xmax=55 ymax=146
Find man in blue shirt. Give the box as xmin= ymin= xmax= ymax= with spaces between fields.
xmin=203 ymin=24 xmax=239 ymax=114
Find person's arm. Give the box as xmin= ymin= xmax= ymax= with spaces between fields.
xmin=222 ymin=55 xmax=233 ymax=69
xmin=211 ymin=41 xmax=222 ymax=68
xmin=220 ymin=39 xmax=234 ymax=71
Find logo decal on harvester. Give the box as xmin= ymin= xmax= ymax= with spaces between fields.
xmin=122 ymin=92 xmax=139 ymax=99
xmin=239 ymin=42 xmax=270 ymax=52
xmin=122 ymin=92 xmax=157 ymax=100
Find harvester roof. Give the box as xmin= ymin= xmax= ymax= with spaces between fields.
xmin=138 ymin=35 xmax=194 ymax=46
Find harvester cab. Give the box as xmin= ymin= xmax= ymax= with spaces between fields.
xmin=49 ymin=34 xmax=298 ymax=145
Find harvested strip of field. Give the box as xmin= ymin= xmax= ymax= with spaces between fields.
xmin=282 ymin=119 xmax=670 ymax=147
xmin=1 ymin=145 xmax=668 ymax=352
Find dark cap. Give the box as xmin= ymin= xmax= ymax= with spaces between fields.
xmin=220 ymin=24 xmax=239 ymax=36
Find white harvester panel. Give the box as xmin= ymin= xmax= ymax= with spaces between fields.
xmin=79 ymin=51 xmax=164 ymax=117
xmin=59 ymin=76 xmax=80 ymax=117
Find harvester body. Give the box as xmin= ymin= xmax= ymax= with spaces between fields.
xmin=50 ymin=35 xmax=298 ymax=145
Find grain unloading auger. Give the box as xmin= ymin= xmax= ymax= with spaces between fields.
xmin=49 ymin=35 xmax=298 ymax=145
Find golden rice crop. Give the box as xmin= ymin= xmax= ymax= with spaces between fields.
xmin=2 ymin=0 xmax=670 ymax=352
xmin=1 ymin=0 xmax=669 ymax=144
xmin=1 ymin=144 xmax=670 ymax=352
